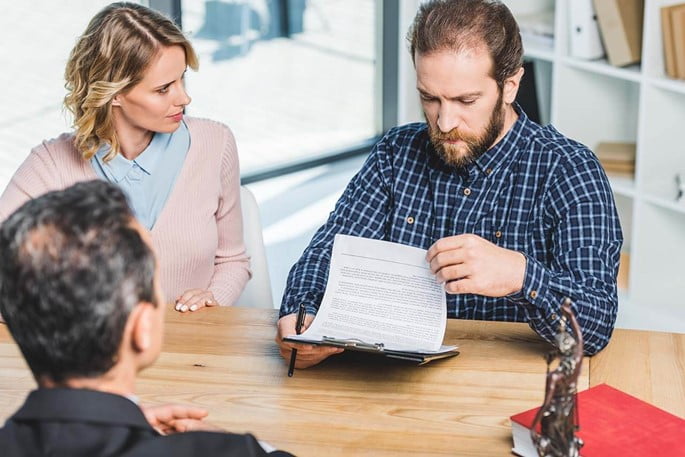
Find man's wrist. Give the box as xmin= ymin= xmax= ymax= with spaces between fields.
xmin=507 ymin=250 xmax=527 ymax=295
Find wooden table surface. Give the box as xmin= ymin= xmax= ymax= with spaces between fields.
xmin=1 ymin=306 xmax=683 ymax=456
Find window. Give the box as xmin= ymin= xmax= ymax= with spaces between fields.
xmin=178 ymin=0 xmax=381 ymax=179
xmin=0 ymin=1 xmax=139 ymax=192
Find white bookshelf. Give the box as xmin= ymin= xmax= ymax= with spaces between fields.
xmin=506 ymin=0 xmax=685 ymax=333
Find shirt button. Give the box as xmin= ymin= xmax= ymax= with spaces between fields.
xmin=529 ymin=290 xmax=538 ymax=299
xmin=551 ymin=313 xmax=558 ymax=320
xmin=486 ymin=168 xmax=493 ymax=175
xmin=495 ymin=230 xmax=502 ymax=238
xmin=463 ymin=188 xmax=471 ymax=196
xmin=406 ymin=216 xmax=415 ymax=224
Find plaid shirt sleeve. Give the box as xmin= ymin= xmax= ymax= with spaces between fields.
xmin=507 ymin=150 xmax=621 ymax=355
xmin=279 ymin=138 xmax=393 ymax=317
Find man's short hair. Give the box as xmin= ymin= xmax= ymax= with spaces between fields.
xmin=0 ymin=180 xmax=156 ymax=383
xmin=408 ymin=0 xmax=523 ymax=88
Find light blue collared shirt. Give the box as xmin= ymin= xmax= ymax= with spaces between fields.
xmin=91 ymin=121 xmax=190 ymax=229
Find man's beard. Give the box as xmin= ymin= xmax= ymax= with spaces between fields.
xmin=427 ymin=91 xmax=505 ymax=168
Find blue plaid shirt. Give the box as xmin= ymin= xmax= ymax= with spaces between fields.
xmin=280 ymin=109 xmax=622 ymax=355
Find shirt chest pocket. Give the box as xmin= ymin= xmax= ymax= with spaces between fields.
xmin=472 ymin=212 xmax=531 ymax=252
xmin=469 ymin=172 xmax=535 ymax=252
xmin=389 ymin=202 xmax=434 ymax=248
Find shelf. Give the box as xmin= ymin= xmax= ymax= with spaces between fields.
xmin=508 ymin=0 xmax=685 ymax=334
xmin=560 ymin=56 xmax=642 ymax=82
xmin=607 ymin=174 xmax=636 ymax=198
xmin=642 ymin=194 xmax=685 ymax=215
xmin=647 ymin=76 xmax=685 ymax=96
xmin=553 ymin=65 xmax=639 ymax=153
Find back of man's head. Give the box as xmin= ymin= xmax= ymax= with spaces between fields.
xmin=408 ymin=0 xmax=523 ymax=88
xmin=0 ymin=180 xmax=156 ymax=384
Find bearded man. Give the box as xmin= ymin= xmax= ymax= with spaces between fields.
xmin=276 ymin=0 xmax=622 ymax=368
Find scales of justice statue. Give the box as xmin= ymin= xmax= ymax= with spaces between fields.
xmin=530 ymin=297 xmax=585 ymax=457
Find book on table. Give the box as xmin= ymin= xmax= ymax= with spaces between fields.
xmin=284 ymin=234 xmax=459 ymax=364
xmin=510 ymin=383 xmax=685 ymax=457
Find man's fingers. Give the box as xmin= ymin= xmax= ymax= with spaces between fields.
xmin=172 ymin=405 xmax=209 ymax=420
xmin=278 ymin=340 xmax=316 ymax=352
xmin=142 ymin=404 xmax=209 ymax=426
xmin=434 ymin=264 xmax=470 ymax=284
xmin=279 ymin=344 xmax=339 ymax=358
xmin=294 ymin=348 xmax=344 ymax=368
xmin=276 ymin=311 xmax=342 ymax=370
xmin=158 ymin=418 xmax=224 ymax=434
xmin=279 ymin=345 xmax=343 ymax=363
xmin=426 ymin=236 xmax=463 ymax=262
xmin=294 ymin=346 xmax=342 ymax=360
xmin=430 ymin=250 xmax=467 ymax=274
xmin=444 ymin=278 xmax=475 ymax=295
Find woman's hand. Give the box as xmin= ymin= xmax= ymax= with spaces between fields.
xmin=175 ymin=289 xmax=218 ymax=312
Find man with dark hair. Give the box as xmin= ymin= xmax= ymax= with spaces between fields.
xmin=0 ymin=180 xmax=292 ymax=456
xmin=276 ymin=0 xmax=622 ymax=368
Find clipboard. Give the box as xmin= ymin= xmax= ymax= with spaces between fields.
xmin=284 ymin=335 xmax=460 ymax=365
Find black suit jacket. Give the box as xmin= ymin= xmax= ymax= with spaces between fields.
xmin=0 ymin=388 xmax=294 ymax=457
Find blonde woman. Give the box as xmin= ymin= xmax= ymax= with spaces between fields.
xmin=0 ymin=2 xmax=250 ymax=312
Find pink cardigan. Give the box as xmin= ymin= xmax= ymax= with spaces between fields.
xmin=0 ymin=117 xmax=250 ymax=306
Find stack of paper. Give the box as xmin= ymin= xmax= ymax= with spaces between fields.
xmin=285 ymin=235 xmax=459 ymax=364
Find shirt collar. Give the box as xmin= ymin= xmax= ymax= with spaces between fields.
xmin=471 ymin=103 xmax=533 ymax=177
xmin=94 ymin=144 xmax=135 ymax=183
xmin=93 ymin=121 xmax=188 ymax=182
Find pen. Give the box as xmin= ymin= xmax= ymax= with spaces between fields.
xmin=288 ymin=303 xmax=307 ymax=377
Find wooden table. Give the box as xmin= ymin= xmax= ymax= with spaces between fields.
xmin=1 ymin=306 xmax=683 ymax=456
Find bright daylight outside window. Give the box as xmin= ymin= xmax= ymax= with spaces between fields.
xmin=0 ymin=1 xmax=135 ymax=193
xmin=180 ymin=0 xmax=377 ymax=175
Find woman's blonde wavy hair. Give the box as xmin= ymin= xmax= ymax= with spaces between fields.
xmin=64 ymin=2 xmax=199 ymax=161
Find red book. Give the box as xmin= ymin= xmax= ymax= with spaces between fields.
xmin=511 ymin=384 xmax=685 ymax=457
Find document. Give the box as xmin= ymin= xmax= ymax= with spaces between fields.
xmin=286 ymin=235 xmax=459 ymax=363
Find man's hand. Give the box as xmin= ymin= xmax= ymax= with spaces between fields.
xmin=142 ymin=404 xmax=222 ymax=435
xmin=426 ymin=234 xmax=526 ymax=297
xmin=276 ymin=312 xmax=343 ymax=369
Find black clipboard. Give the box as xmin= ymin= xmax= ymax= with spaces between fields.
xmin=284 ymin=335 xmax=460 ymax=365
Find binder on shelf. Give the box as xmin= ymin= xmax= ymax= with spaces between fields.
xmin=660 ymin=4 xmax=685 ymax=78
xmin=569 ymin=0 xmax=605 ymax=60
xmin=672 ymin=7 xmax=685 ymax=79
xmin=593 ymin=0 xmax=644 ymax=67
